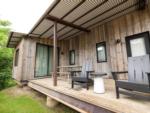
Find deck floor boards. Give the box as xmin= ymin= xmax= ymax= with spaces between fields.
xmin=29 ymin=78 xmax=150 ymax=113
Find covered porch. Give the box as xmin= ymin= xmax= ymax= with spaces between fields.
xmin=28 ymin=78 xmax=150 ymax=113
xmin=7 ymin=0 xmax=150 ymax=112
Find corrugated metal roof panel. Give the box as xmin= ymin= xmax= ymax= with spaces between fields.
xmin=8 ymin=0 xmax=147 ymax=47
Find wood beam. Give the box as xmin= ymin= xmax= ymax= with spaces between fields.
xmin=29 ymin=0 xmax=60 ymax=34
xmin=58 ymin=0 xmax=127 ymax=39
xmin=53 ymin=21 xmax=57 ymax=86
xmin=59 ymin=2 xmax=138 ymax=40
xmin=46 ymin=15 xmax=90 ymax=32
xmin=40 ymin=0 xmax=86 ymax=37
xmin=48 ymin=0 xmax=108 ymax=38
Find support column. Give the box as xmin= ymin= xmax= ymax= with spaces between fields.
xmin=46 ymin=96 xmax=58 ymax=108
xmin=53 ymin=21 xmax=57 ymax=86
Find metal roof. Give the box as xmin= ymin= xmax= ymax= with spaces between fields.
xmin=7 ymin=0 xmax=148 ymax=48
xmin=7 ymin=32 xmax=26 ymax=48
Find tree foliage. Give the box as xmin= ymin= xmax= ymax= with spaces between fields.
xmin=0 ymin=20 xmax=14 ymax=90
xmin=0 ymin=20 xmax=11 ymax=27
xmin=0 ymin=20 xmax=11 ymax=47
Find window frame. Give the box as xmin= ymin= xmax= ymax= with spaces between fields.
xmin=69 ymin=50 xmax=75 ymax=65
xmin=96 ymin=41 xmax=107 ymax=63
xmin=14 ymin=49 xmax=19 ymax=66
xmin=125 ymin=31 xmax=150 ymax=57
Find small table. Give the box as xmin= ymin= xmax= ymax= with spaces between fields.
xmin=57 ymin=65 xmax=82 ymax=82
xmin=90 ymin=72 xmax=107 ymax=94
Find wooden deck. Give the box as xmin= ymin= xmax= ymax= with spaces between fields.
xmin=28 ymin=78 xmax=150 ymax=113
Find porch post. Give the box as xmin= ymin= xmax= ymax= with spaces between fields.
xmin=53 ymin=21 xmax=57 ymax=86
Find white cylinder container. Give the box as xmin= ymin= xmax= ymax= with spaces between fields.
xmin=94 ymin=77 xmax=105 ymax=93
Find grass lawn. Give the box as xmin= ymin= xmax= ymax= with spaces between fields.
xmin=0 ymin=86 xmax=78 ymax=113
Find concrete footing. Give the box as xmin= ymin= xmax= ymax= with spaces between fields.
xmin=46 ymin=96 xmax=59 ymax=108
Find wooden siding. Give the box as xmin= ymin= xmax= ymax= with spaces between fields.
xmin=13 ymin=37 xmax=53 ymax=81
xmin=59 ymin=5 xmax=150 ymax=77
xmin=13 ymin=5 xmax=150 ymax=81
xmin=23 ymin=37 xmax=53 ymax=80
xmin=12 ymin=39 xmax=24 ymax=81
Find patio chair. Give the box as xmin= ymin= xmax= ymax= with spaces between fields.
xmin=71 ymin=60 xmax=94 ymax=90
xmin=112 ymin=55 xmax=150 ymax=99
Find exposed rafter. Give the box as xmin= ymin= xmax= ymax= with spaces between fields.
xmin=39 ymin=0 xmax=86 ymax=37
xmin=29 ymin=0 xmax=61 ymax=34
xmin=58 ymin=0 xmax=127 ymax=39
xmin=60 ymin=2 xmax=138 ymax=40
xmin=46 ymin=15 xmax=90 ymax=33
xmin=7 ymin=0 xmax=142 ymax=48
xmin=48 ymin=0 xmax=108 ymax=38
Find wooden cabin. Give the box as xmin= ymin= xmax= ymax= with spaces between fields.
xmin=7 ymin=0 xmax=150 ymax=113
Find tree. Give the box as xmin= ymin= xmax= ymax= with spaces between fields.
xmin=0 ymin=20 xmax=11 ymax=47
xmin=0 ymin=20 xmax=14 ymax=90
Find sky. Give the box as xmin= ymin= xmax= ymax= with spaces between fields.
xmin=0 ymin=0 xmax=54 ymax=33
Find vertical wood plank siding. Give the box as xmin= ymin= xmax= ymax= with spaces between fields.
xmin=21 ymin=37 xmax=53 ymax=80
xmin=58 ymin=6 xmax=150 ymax=77
xmin=13 ymin=5 xmax=150 ymax=81
xmin=12 ymin=40 xmax=24 ymax=81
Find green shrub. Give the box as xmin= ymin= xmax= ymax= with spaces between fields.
xmin=0 ymin=72 xmax=16 ymax=90
xmin=0 ymin=49 xmax=14 ymax=90
xmin=0 ymin=20 xmax=14 ymax=90
xmin=0 ymin=72 xmax=10 ymax=90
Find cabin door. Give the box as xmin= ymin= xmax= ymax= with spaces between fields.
xmin=35 ymin=44 xmax=53 ymax=77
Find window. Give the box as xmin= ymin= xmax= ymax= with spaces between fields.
xmin=15 ymin=49 xmax=19 ymax=66
xmin=126 ymin=31 xmax=150 ymax=57
xmin=69 ymin=50 xmax=75 ymax=65
xmin=96 ymin=42 xmax=107 ymax=63
xmin=130 ymin=38 xmax=146 ymax=57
